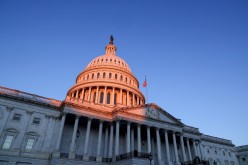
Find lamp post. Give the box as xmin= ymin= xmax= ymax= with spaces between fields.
xmin=148 ymin=152 xmax=153 ymax=165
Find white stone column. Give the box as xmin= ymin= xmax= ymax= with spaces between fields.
xmin=103 ymin=86 xmax=107 ymax=104
xmin=132 ymin=93 xmax=135 ymax=106
xmin=109 ymin=124 xmax=114 ymax=158
xmin=42 ymin=116 xmax=55 ymax=152
xmin=96 ymin=120 xmax=103 ymax=162
xmin=15 ymin=111 xmax=32 ymax=150
xmin=104 ymin=127 xmax=109 ymax=157
xmin=164 ymin=130 xmax=171 ymax=162
xmin=115 ymin=120 xmax=120 ymax=156
xmin=88 ymin=87 xmax=92 ymax=102
xmin=119 ymin=89 xmax=123 ymax=104
xmin=156 ymin=128 xmax=162 ymax=161
xmin=76 ymin=90 xmax=79 ymax=99
xmin=111 ymin=87 xmax=115 ymax=105
xmin=0 ymin=107 xmax=13 ymax=137
xmin=69 ymin=116 xmax=79 ymax=158
xmin=95 ymin=86 xmax=99 ymax=103
xmin=180 ymin=134 xmax=187 ymax=162
xmin=193 ymin=140 xmax=198 ymax=157
xmin=173 ymin=132 xmax=179 ymax=164
xmin=127 ymin=91 xmax=130 ymax=106
xmin=83 ymin=118 xmax=92 ymax=160
xmin=137 ymin=124 xmax=141 ymax=153
xmin=186 ymin=138 xmax=192 ymax=161
xmin=147 ymin=126 xmax=151 ymax=153
xmin=126 ymin=122 xmax=131 ymax=152
xmin=198 ymin=141 xmax=203 ymax=159
xmin=131 ymin=128 xmax=134 ymax=151
xmin=80 ymin=88 xmax=85 ymax=100
xmin=137 ymin=97 xmax=140 ymax=106
xmin=55 ymin=113 xmax=66 ymax=150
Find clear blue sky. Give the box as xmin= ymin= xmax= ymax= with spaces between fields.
xmin=0 ymin=0 xmax=247 ymax=146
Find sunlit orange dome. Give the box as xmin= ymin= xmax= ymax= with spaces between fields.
xmin=66 ymin=36 xmax=145 ymax=111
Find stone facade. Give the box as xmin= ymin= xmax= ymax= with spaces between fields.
xmin=0 ymin=37 xmax=243 ymax=165
xmin=236 ymin=145 xmax=248 ymax=165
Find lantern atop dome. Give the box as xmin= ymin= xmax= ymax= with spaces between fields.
xmin=105 ymin=35 xmax=117 ymax=56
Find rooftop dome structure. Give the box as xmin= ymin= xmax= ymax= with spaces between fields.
xmin=66 ymin=36 xmax=145 ymax=111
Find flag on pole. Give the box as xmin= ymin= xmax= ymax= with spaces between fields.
xmin=143 ymin=77 xmax=147 ymax=87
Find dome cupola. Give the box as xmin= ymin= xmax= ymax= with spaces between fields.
xmin=66 ymin=36 xmax=145 ymax=111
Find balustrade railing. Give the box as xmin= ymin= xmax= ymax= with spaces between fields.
xmin=0 ymin=86 xmax=61 ymax=106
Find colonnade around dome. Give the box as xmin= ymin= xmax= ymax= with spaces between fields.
xmin=67 ymin=86 xmax=144 ymax=109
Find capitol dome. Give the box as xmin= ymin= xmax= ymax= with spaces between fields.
xmin=66 ymin=36 xmax=145 ymax=111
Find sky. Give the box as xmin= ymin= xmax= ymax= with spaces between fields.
xmin=0 ymin=0 xmax=247 ymax=146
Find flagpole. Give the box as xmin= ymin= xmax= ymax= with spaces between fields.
xmin=145 ymin=76 xmax=148 ymax=104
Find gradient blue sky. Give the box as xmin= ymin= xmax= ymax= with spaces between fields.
xmin=0 ymin=0 xmax=247 ymax=146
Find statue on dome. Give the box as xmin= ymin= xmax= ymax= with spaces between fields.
xmin=110 ymin=35 xmax=114 ymax=44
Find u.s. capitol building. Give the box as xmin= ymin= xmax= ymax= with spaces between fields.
xmin=0 ymin=37 xmax=243 ymax=165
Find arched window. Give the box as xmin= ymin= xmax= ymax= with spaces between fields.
xmin=103 ymin=72 xmax=106 ymax=78
xmin=109 ymin=73 xmax=112 ymax=79
xmin=87 ymin=75 xmax=89 ymax=80
xmin=120 ymin=75 xmax=123 ymax=81
xmin=115 ymin=74 xmax=117 ymax=80
xmin=107 ymin=93 xmax=111 ymax=104
xmin=93 ymin=92 xmax=96 ymax=103
xmin=92 ymin=73 xmax=94 ymax=79
xmin=100 ymin=92 xmax=104 ymax=103
xmin=97 ymin=73 xmax=100 ymax=79
xmin=125 ymin=77 xmax=127 ymax=83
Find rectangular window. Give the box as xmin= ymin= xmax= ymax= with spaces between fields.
xmin=2 ymin=135 xmax=14 ymax=149
xmin=12 ymin=114 xmax=21 ymax=121
xmin=32 ymin=117 xmax=41 ymax=125
xmin=25 ymin=139 xmax=35 ymax=151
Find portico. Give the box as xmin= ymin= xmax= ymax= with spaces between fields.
xmin=54 ymin=109 xmax=200 ymax=165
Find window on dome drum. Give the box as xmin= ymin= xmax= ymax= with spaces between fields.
xmin=92 ymin=74 xmax=94 ymax=79
xmin=115 ymin=74 xmax=117 ymax=80
xmin=125 ymin=77 xmax=127 ymax=83
xmin=100 ymin=92 xmax=104 ymax=103
xmin=87 ymin=75 xmax=89 ymax=80
xmin=103 ymin=73 xmax=106 ymax=78
xmin=215 ymin=150 xmax=217 ymax=155
xmin=97 ymin=73 xmax=100 ymax=79
xmin=93 ymin=93 xmax=96 ymax=103
xmin=2 ymin=135 xmax=14 ymax=149
xmin=120 ymin=75 xmax=123 ymax=81
xmin=109 ymin=73 xmax=112 ymax=79
xmin=25 ymin=138 xmax=35 ymax=151
xmin=228 ymin=152 xmax=231 ymax=157
xmin=107 ymin=93 xmax=111 ymax=104
xmin=32 ymin=117 xmax=41 ymax=125
xmin=223 ymin=151 xmax=225 ymax=156
xmin=12 ymin=114 xmax=21 ymax=121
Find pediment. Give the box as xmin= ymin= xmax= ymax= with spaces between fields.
xmin=124 ymin=103 xmax=183 ymax=125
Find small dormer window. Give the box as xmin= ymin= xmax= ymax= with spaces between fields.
xmin=13 ymin=114 xmax=21 ymax=121
xmin=33 ymin=117 xmax=41 ymax=125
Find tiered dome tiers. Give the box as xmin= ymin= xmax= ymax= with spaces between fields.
xmin=66 ymin=37 xmax=145 ymax=110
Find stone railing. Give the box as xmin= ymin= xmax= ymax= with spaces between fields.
xmin=0 ymin=86 xmax=61 ymax=107
xmin=183 ymin=125 xmax=200 ymax=134
xmin=201 ymin=134 xmax=233 ymax=146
